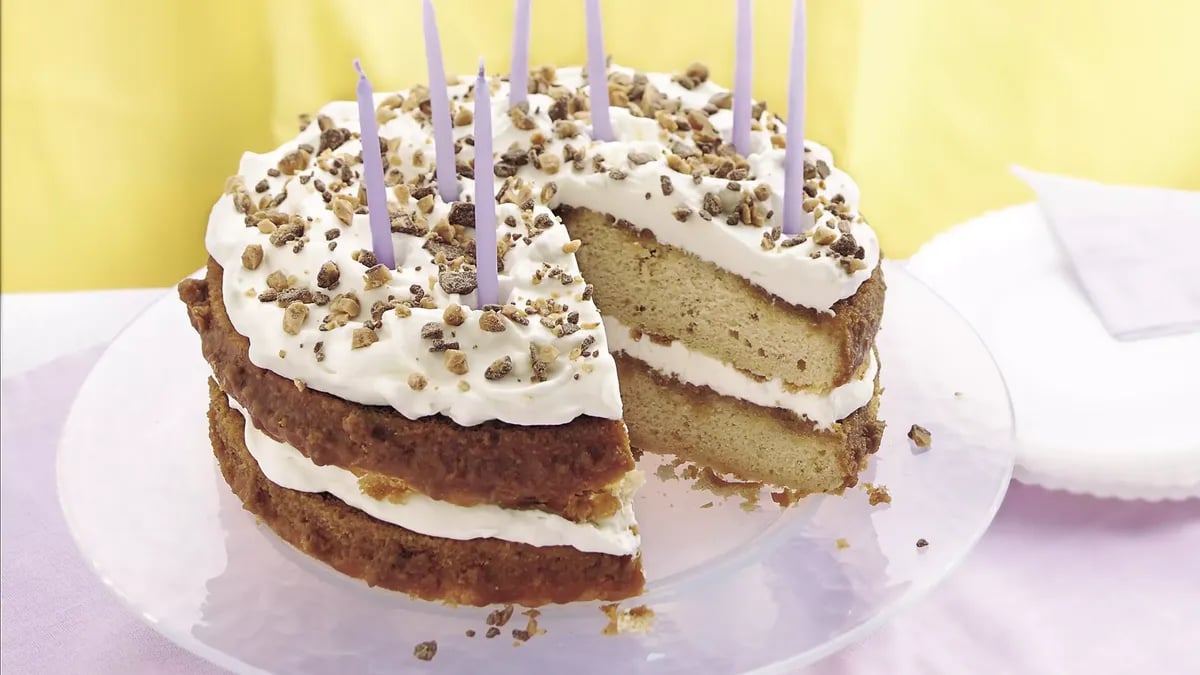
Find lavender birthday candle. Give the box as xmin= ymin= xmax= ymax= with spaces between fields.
xmin=473 ymin=60 xmax=500 ymax=308
xmin=509 ymin=0 xmax=531 ymax=108
xmin=352 ymin=60 xmax=396 ymax=269
xmin=733 ymin=0 xmax=753 ymax=156
xmin=423 ymin=0 xmax=458 ymax=202
xmin=782 ymin=0 xmax=806 ymax=235
xmin=584 ymin=0 xmax=613 ymax=141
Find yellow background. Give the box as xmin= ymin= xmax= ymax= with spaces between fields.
xmin=2 ymin=0 xmax=1198 ymax=291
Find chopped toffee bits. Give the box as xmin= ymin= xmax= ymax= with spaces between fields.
xmin=485 ymin=355 xmax=514 ymax=380
xmin=443 ymin=303 xmax=466 ymax=326
xmin=916 ymin=538 xmax=930 ymax=549
xmin=362 ymin=264 xmax=391 ymax=290
xmin=412 ymin=640 xmax=437 ymax=662
xmin=529 ymin=342 xmax=559 ymax=382
xmin=487 ymin=604 xmax=515 ymax=627
xmin=316 ymin=261 xmax=340 ymax=289
xmin=351 ymin=327 xmax=379 ymax=349
xmin=835 ymin=538 xmax=850 ymax=550
xmin=282 ymin=302 xmax=308 ymax=335
xmin=478 ymin=310 xmax=506 ymax=332
xmin=241 ymin=244 xmax=263 ymax=270
xmin=659 ymin=175 xmax=674 ymax=196
xmin=444 ymin=349 xmax=469 ymax=375
xmin=407 ymin=373 xmax=428 ymax=391
xmin=439 ymin=266 xmax=478 ymax=295
xmin=908 ymin=424 xmax=933 ymax=449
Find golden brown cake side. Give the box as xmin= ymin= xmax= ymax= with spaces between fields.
xmin=208 ymin=378 xmax=644 ymax=606
xmin=563 ymin=207 xmax=885 ymax=390
xmin=179 ymin=261 xmax=635 ymax=522
xmin=614 ymin=355 xmax=884 ymax=492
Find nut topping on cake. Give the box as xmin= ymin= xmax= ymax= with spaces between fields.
xmin=351 ymin=327 xmax=378 ymax=349
xmin=485 ymin=355 xmax=514 ymax=380
xmin=444 ymin=349 xmax=469 ymax=375
xmin=241 ymin=244 xmax=263 ymax=270
xmin=282 ymin=302 xmax=308 ymax=335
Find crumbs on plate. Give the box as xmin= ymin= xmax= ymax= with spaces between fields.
xmin=413 ymin=640 xmax=437 ymax=661
xmin=908 ymin=424 xmax=933 ymax=449
xmin=600 ymin=603 xmax=655 ymax=635
xmin=862 ymin=482 xmax=891 ymax=506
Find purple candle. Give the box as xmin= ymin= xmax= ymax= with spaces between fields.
xmin=733 ymin=0 xmax=753 ymax=156
xmin=422 ymin=0 xmax=458 ymax=202
xmin=352 ymin=60 xmax=396 ymax=270
xmin=782 ymin=0 xmax=806 ymax=235
xmin=584 ymin=0 xmax=613 ymax=141
xmin=472 ymin=60 xmax=500 ymax=308
xmin=509 ymin=0 xmax=532 ymax=108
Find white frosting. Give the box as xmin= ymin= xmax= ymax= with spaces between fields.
xmin=604 ymin=317 xmax=876 ymax=429
xmin=227 ymin=395 xmax=641 ymax=556
xmin=536 ymin=69 xmax=879 ymax=312
xmin=205 ymin=65 xmax=880 ymax=427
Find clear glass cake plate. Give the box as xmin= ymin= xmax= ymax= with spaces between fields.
xmin=57 ymin=260 xmax=1015 ymax=673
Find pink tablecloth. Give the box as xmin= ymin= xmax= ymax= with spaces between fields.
xmin=3 ymin=348 xmax=1198 ymax=674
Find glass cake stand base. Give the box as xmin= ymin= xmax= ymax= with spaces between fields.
xmin=57 ymin=261 xmax=1014 ymax=673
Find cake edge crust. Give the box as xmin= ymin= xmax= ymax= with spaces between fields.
xmin=180 ymin=259 xmax=635 ymax=522
xmin=207 ymin=377 xmax=645 ymax=607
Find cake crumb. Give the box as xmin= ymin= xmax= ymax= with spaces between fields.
xmin=465 ymin=629 xmax=476 ymax=638
xmin=691 ymin=467 xmax=761 ymax=511
xmin=908 ymin=424 xmax=933 ymax=449
xmin=412 ymin=640 xmax=437 ymax=661
xmin=863 ymin=482 xmax=891 ymax=506
xmin=835 ymin=538 xmax=850 ymax=550
xmin=486 ymin=604 xmax=515 ymax=627
xmin=654 ymin=463 xmax=678 ymax=481
xmin=916 ymin=538 xmax=930 ymax=549
xmin=700 ymin=501 xmax=714 ymax=509
xmin=770 ymin=488 xmax=802 ymax=508
xmin=485 ymin=627 xmax=501 ymax=639
xmin=600 ymin=603 xmax=655 ymax=636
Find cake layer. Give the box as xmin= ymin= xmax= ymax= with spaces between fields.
xmin=180 ymin=263 xmax=636 ymax=522
xmin=613 ymin=354 xmax=884 ymax=493
xmin=221 ymin=386 xmax=640 ymax=556
xmin=202 ymin=64 xmax=880 ymax=429
xmin=603 ymin=316 xmax=877 ymax=429
xmin=208 ymin=380 xmax=644 ymax=606
xmin=564 ymin=208 xmax=885 ymax=389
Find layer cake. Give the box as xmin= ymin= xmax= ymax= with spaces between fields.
xmin=179 ymin=62 xmax=884 ymax=605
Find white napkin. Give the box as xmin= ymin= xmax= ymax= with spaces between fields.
xmin=1013 ymin=167 xmax=1200 ymax=340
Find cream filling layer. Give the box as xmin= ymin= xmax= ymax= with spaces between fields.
xmin=603 ymin=317 xmax=876 ymax=429
xmin=226 ymin=396 xmax=641 ymax=556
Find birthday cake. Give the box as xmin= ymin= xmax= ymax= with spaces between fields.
xmin=178 ymin=58 xmax=884 ymax=606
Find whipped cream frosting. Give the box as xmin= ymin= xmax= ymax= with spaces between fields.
xmin=227 ymin=395 xmax=641 ymax=556
xmin=205 ymin=64 xmax=880 ymax=427
xmin=604 ymin=317 xmax=876 ymax=429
